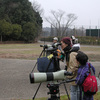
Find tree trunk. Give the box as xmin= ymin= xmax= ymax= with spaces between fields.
xmin=1 ymin=35 xmax=2 ymax=42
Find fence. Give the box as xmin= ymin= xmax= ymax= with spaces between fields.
xmin=42 ymin=25 xmax=100 ymax=38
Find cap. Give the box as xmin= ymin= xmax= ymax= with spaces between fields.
xmin=71 ymin=36 xmax=75 ymax=40
xmin=53 ymin=37 xmax=58 ymax=41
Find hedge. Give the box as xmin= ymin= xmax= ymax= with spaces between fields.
xmin=40 ymin=36 xmax=100 ymax=45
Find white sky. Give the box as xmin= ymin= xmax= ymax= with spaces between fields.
xmin=29 ymin=0 xmax=100 ymax=28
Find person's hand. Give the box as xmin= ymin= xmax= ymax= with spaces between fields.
xmin=65 ymin=65 xmax=67 ymax=70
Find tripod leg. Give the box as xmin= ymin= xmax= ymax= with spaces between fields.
xmin=63 ymin=83 xmax=70 ymax=100
xmin=33 ymin=83 xmax=42 ymax=100
xmin=46 ymin=58 xmax=53 ymax=72
xmin=32 ymin=49 xmax=47 ymax=99
xmin=31 ymin=49 xmax=45 ymax=73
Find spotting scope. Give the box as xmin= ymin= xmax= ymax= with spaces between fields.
xmin=30 ymin=70 xmax=72 ymax=83
xmin=40 ymin=43 xmax=61 ymax=49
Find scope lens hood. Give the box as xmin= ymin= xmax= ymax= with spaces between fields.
xmin=29 ymin=73 xmax=34 ymax=83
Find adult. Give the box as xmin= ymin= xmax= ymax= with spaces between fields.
xmin=53 ymin=37 xmax=58 ymax=44
xmin=60 ymin=37 xmax=80 ymax=100
xmin=61 ymin=37 xmax=78 ymax=79
xmin=71 ymin=35 xmax=80 ymax=52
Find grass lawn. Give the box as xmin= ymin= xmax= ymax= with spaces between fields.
xmin=0 ymin=43 xmax=43 ymax=60
xmin=80 ymin=46 xmax=100 ymax=61
xmin=0 ymin=43 xmax=100 ymax=61
xmin=17 ymin=92 xmax=100 ymax=100
xmin=32 ymin=92 xmax=100 ymax=100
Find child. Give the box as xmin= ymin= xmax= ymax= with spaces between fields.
xmin=75 ymin=51 xmax=95 ymax=100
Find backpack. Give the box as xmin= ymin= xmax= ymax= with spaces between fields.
xmin=37 ymin=57 xmax=54 ymax=72
xmin=82 ymin=63 xmax=98 ymax=95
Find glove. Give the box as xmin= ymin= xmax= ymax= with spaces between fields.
xmin=65 ymin=65 xmax=67 ymax=70
xmin=47 ymin=54 xmax=53 ymax=59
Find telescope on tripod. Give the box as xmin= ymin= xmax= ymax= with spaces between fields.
xmin=29 ymin=42 xmax=80 ymax=100
xmin=30 ymin=70 xmax=73 ymax=83
xmin=30 ymin=70 xmax=76 ymax=100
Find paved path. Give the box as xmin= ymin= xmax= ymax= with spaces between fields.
xmin=0 ymin=58 xmax=100 ymax=100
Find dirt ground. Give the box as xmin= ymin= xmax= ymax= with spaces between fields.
xmin=0 ymin=58 xmax=100 ymax=100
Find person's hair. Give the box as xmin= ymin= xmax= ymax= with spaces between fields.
xmin=76 ymin=51 xmax=88 ymax=66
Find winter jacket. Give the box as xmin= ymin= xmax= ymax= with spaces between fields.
xmin=76 ymin=63 xmax=95 ymax=85
xmin=66 ymin=52 xmax=78 ymax=79
xmin=76 ymin=62 xmax=95 ymax=100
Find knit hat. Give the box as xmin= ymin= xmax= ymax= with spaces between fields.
xmin=61 ymin=37 xmax=71 ymax=46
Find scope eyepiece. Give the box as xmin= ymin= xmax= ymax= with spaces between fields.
xmin=64 ymin=71 xmax=73 ymax=76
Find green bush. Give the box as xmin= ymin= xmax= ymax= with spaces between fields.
xmin=40 ymin=36 xmax=100 ymax=45
xmin=77 ymin=36 xmax=100 ymax=45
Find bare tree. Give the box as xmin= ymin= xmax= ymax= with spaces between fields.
xmin=32 ymin=0 xmax=44 ymax=16
xmin=45 ymin=10 xmax=77 ymax=37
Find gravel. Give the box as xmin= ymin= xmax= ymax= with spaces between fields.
xmin=0 ymin=58 xmax=100 ymax=100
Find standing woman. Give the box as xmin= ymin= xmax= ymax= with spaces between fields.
xmin=61 ymin=37 xmax=78 ymax=79
xmin=61 ymin=37 xmax=80 ymax=100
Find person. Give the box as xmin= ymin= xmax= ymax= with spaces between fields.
xmin=75 ymin=51 xmax=95 ymax=100
xmin=52 ymin=37 xmax=62 ymax=58
xmin=71 ymin=35 xmax=80 ymax=51
xmin=61 ymin=37 xmax=79 ymax=79
xmin=53 ymin=37 xmax=58 ymax=44
xmin=46 ymin=37 xmax=61 ymax=71
xmin=71 ymin=35 xmax=77 ymax=44
xmin=61 ymin=37 xmax=80 ymax=100
xmin=46 ymin=37 xmax=58 ymax=56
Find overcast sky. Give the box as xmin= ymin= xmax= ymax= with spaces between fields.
xmin=29 ymin=0 xmax=100 ymax=28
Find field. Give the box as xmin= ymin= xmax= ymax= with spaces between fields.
xmin=0 ymin=43 xmax=100 ymax=100
xmin=0 ymin=43 xmax=43 ymax=60
xmin=80 ymin=45 xmax=100 ymax=61
xmin=0 ymin=42 xmax=100 ymax=61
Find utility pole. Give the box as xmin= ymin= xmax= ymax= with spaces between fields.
xmin=98 ymin=20 xmax=99 ymax=38
xmin=89 ymin=20 xmax=91 ymax=37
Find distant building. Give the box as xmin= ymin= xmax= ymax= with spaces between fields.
xmin=86 ymin=29 xmax=100 ymax=38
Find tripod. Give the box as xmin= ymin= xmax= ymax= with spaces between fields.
xmin=47 ymin=83 xmax=60 ymax=100
xmin=31 ymin=45 xmax=70 ymax=100
xmin=47 ymin=79 xmax=76 ymax=100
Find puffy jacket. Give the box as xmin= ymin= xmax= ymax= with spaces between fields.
xmin=76 ymin=63 xmax=95 ymax=85
xmin=76 ymin=62 xmax=95 ymax=100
